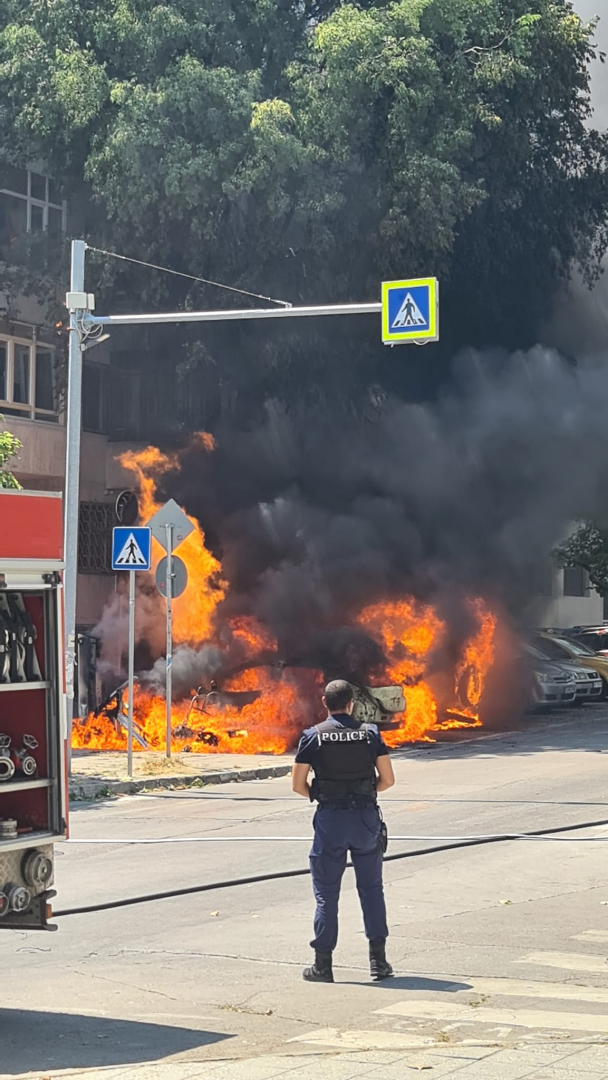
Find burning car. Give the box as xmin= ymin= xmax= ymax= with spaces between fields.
xmin=172 ymin=678 xmax=407 ymax=744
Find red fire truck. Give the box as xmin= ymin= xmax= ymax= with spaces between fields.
xmin=0 ymin=489 xmax=67 ymax=929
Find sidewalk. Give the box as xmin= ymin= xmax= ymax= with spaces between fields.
xmin=12 ymin=1039 xmax=608 ymax=1079
xmin=69 ymin=749 xmax=294 ymax=800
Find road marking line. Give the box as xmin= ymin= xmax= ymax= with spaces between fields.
xmin=429 ymin=977 xmax=608 ymax=1004
xmin=288 ymin=1028 xmax=438 ymax=1050
xmin=573 ymin=930 xmax=608 ymax=944
xmin=374 ymin=1000 xmax=608 ymax=1033
xmin=516 ymin=952 xmax=608 ymax=973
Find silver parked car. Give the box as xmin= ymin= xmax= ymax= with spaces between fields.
xmin=528 ymin=638 xmax=603 ymax=704
xmin=524 ymin=645 xmax=578 ymax=708
xmin=569 ymin=667 xmax=603 ymax=702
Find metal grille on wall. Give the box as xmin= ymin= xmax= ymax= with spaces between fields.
xmin=78 ymin=502 xmax=114 ymax=574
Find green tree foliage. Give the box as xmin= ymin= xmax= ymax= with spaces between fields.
xmin=0 ymin=0 xmax=605 ymax=418
xmin=556 ymin=522 xmax=608 ymax=598
xmin=0 ymin=418 xmax=21 ymax=488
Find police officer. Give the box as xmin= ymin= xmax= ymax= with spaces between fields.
xmin=292 ymin=679 xmax=395 ymax=983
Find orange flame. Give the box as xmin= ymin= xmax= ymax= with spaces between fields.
xmin=72 ymin=440 xmax=499 ymax=756
xmin=119 ymin=442 xmax=225 ymax=643
xmin=358 ymin=596 xmax=496 ymax=745
xmin=71 ymin=673 xmax=298 ymax=756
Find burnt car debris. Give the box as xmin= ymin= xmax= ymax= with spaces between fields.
xmin=171 ymin=680 xmax=407 ymax=743
xmin=349 ymin=685 xmax=406 ymax=728
xmin=79 ymin=679 xmax=149 ymax=749
xmin=172 ymin=682 xmax=257 ymax=744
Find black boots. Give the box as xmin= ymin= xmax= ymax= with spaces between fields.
xmin=369 ymin=938 xmax=393 ymax=980
xmin=303 ymin=942 xmax=393 ymax=982
xmin=303 ymin=949 xmax=334 ymax=983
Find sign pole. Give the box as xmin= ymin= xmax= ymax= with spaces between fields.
xmin=63 ymin=239 xmax=87 ymax=772
xmin=111 ymin=525 xmax=151 ymax=774
xmin=165 ymin=522 xmax=173 ymax=758
xmin=127 ymin=569 xmax=135 ymax=778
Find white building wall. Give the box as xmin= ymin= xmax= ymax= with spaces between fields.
xmin=541 ymin=565 xmax=604 ymax=629
xmin=542 ymin=592 xmax=604 ymax=629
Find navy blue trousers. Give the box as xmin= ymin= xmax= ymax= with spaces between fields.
xmin=309 ymin=806 xmax=388 ymax=952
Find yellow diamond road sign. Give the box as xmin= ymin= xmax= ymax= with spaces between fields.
xmin=382 ymin=277 xmax=439 ymax=344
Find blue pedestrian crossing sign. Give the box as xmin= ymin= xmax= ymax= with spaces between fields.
xmin=382 ymin=277 xmax=439 ymax=344
xmin=112 ymin=527 xmax=151 ymax=571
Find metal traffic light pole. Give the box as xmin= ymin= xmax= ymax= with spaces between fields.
xmin=62 ymin=240 xmax=382 ymax=758
xmin=165 ymin=523 xmax=173 ymax=758
xmin=63 ymin=239 xmax=88 ymax=766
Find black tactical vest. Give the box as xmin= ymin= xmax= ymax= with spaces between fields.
xmin=312 ymin=717 xmax=377 ymax=806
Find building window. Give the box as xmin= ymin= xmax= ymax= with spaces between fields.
xmin=109 ymin=367 xmax=141 ymax=440
xmin=0 ymin=335 xmax=58 ymax=421
xmin=563 ymin=565 xmax=588 ymax=597
xmin=78 ymin=502 xmax=115 ymax=575
xmin=537 ymin=560 xmax=555 ymax=598
xmin=0 ymin=165 xmax=66 ymax=243
xmin=83 ymin=362 xmax=109 ymax=434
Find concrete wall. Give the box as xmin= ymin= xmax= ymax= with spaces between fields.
xmin=7 ymin=415 xmax=65 ymax=490
xmin=6 ymin=416 xmax=115 ymax=499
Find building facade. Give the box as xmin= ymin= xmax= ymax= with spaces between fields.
xmin=541 ymin=565 xmax=604 ymax=629
xmin=0 ymin=162 xmax=139 ymax=630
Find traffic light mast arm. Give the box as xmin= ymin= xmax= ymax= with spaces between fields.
xmin=82 ymin=300 xmax=382 ymax=328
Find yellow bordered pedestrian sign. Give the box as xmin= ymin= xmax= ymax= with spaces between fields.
xmin=382 ymin=277 xmax=439 ymax=344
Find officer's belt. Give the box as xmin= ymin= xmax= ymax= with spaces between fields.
xmin=317 ymin=797 xmax=378 ymax=811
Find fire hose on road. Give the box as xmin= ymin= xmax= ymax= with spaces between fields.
xmin=54 ymin=814 xmax=608 ymax=919
xmin=63 ymin=831 xmax=608 ymax=843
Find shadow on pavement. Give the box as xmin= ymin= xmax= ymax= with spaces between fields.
xmin=339 ymin=976 xmax=472 ymax=991
xmin=0 ymin=1009 xmax=232 ymax=1074
xmin=372 ymin=976 xmax=472 ymax=992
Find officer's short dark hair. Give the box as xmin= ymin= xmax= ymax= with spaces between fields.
xmin=324 ymin=679 xmax=354 ymax=712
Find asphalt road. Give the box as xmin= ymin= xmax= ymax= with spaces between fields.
xmin=3 ymin=707 xmax=608 ymax=1078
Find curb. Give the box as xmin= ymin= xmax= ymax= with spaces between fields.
xmin=69 ymin=763 xmax=293 ymax=801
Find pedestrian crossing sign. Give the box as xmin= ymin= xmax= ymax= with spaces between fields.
xmin=381 ymin=277 xmax=439 ymax=344
xmin=112 ymin=527 xmax=151 ymax=571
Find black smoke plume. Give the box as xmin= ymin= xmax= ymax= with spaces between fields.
xmin=154 ymin=346 xmax=608 ymax=689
